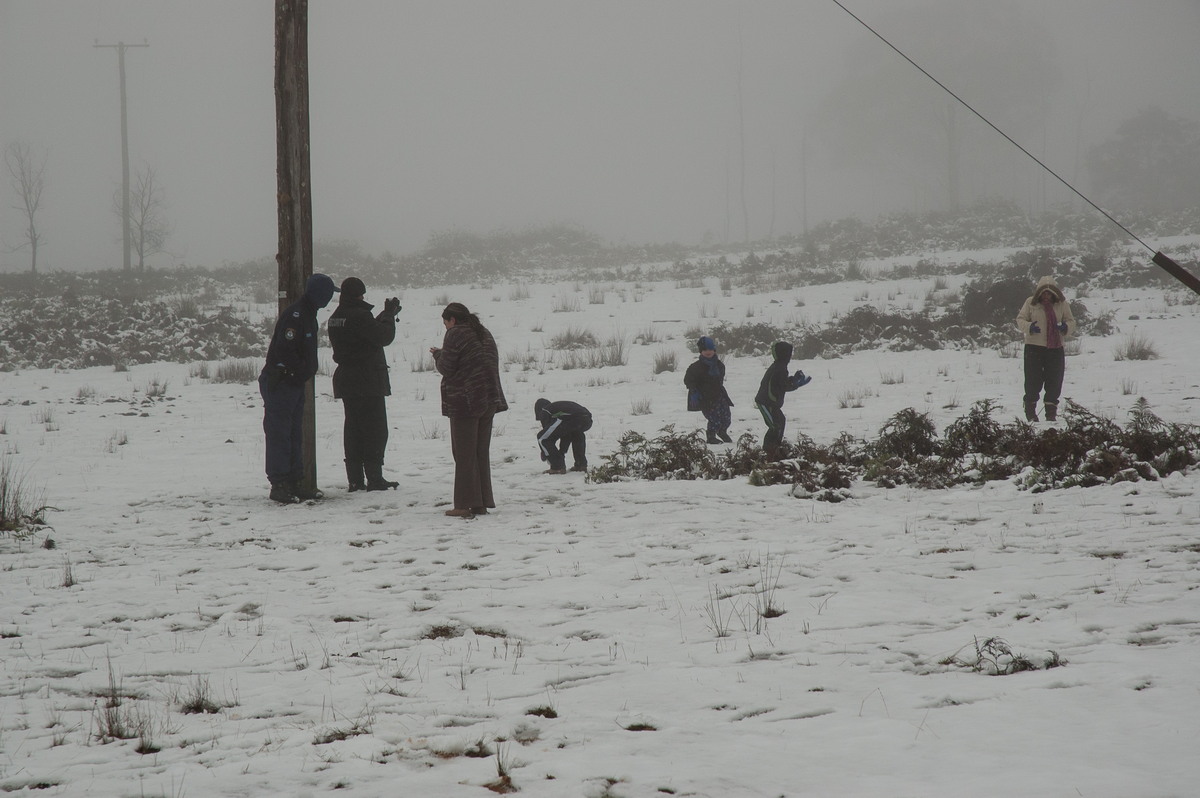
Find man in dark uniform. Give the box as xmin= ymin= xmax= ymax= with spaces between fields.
xmin=259 ymin=273 xmax=338 ymax=504
xmin=327 ymin=277 xmax=401 ymax=491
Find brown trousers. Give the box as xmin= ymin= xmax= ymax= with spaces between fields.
xmin=448 ymin=413 xmax=495 ymax=510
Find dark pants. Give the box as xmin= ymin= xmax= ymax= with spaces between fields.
xmin=342 ymin=396 xmax=389 ymax=470
xmin=545 ymin=429 xmax=588 ymax=470
xmin=449 ymin=413 xmax=495 ymax=510
xmin=538 ymin=418 xmax=591 ymax=470
xmin=259 ymin=374 xmax=305 ymax=486
xmin=702 ymin=402 xmax=732 ymax=435
xmin=756 ymin=402 xmax=786 ymax=450
xmin=1023 ymin=345 xmax=1066 ymax=407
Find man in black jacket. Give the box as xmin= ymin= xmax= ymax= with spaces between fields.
xmin=535 ymin=398 xmax=593 ymax=474
xmin=259 ymin=273 xmax=338 ymax=503
xmin=328 ymin=277 xmax=401 ymax=491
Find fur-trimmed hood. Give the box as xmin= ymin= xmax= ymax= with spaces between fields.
xmin=1031 ymin=275 xmax=1066 ymax=303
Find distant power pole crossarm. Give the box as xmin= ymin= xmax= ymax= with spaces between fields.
xmin=95 ymin=40 xmax=149 ymax=272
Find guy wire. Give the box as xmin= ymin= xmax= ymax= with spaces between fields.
xmin=829 ymin=0 xmax=1157 ymax=256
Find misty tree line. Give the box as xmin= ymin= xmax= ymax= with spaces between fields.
xmin=4 ymin=142 xmax=168 ymax=276
xmin=4 ymin=105 xmax=1200 ymax=277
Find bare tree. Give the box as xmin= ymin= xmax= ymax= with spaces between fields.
xmin=112 ymin=163 xmax=170 ymax=271
xmin=4 ymin=141 xmax=47 ymax=274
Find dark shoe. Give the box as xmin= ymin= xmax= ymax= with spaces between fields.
xmin=545 ymin=467 xmax=567 ymax=475
xmin=445 ymin=508 xmax=475 ymax=518
xmin=1045 ymin=403 xmax=1058 ymax=422
xmin=269 ymin=484 xmax=299 ymax=504
xmin=366 ymin=479 xmax=399 ymax=491
xmin=364 ymin=464 xmax=398 ymax=491
xmin=292 ymin=483 xmax=324 ymax=501
xmin=706 ymin=430 xmax=722 ymax=445
xmin=470 ymin=507 xmax=489 ymax=515
xmin=569 ymin=464 xmax=587 ymax=472
xmin=717 ymin=430 xmax=733 ymax=444
xmin=348 ymin=482 xmax=366 ymax=493
xmin=1024 ymin=402 xmax=1039 ymax=422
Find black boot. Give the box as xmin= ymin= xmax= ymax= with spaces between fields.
xmin=1024 ymin=401 xmax=1039 ymax=422
xmin=1045 ymin=403 xmax=1058 ymax=422
xmin=364 ymin=463 xmax=398 ymax=491
xmin=706 ymin=430 xmax=722 ymax=445
xmin=346 ymin=460 xmax=366 ymax=492
xmin=717 ymin=429 xmax=733 ymax=444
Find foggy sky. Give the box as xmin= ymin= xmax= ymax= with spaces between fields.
xmin=2 ymin=0 xmax=1198 ymax=272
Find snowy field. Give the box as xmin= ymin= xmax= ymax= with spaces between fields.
xmin=3 ymin=261 xmax=1200 ymax=797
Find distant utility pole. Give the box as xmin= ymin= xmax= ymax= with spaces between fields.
xmin=95 ymin=39 xmax=149 ymax=272
xmin=275 ymin=0 xmax=318 ymax=493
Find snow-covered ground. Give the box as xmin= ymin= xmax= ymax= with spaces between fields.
xmin=2 ymin=263 xmax=1199 ymax=797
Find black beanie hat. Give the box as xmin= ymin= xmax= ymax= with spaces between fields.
xmin=340 ymin=277 xmax=366 ymax=298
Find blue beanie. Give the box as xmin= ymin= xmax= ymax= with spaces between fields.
xmin=698 ymin=336 xmax=716 ymax=352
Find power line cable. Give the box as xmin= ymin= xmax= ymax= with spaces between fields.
xmin=828 ymin=0 xmax=1157 ymax=255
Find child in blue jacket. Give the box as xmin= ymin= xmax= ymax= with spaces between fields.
xmin=754 ymin=341 xmax=811 ymax=454
xmin=684 ymin=336 xmax=735 ymax=444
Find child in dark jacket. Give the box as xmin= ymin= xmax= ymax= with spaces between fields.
xmin=535 ymin=398 xmax=593 ymax=474
xmin=684 ymin=336 xmax=734 ymax=444
xmin=754 ymin=341 xmax=811 ymax=454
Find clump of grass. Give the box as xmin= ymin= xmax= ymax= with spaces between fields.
xmin=558 ymin=335 xmax=628 ymax=369
xmin=1113 ymin=333 xmax=1158 ymax=361
xmin=837 ymin=388 xmax=869 ymax=409
xmin=940 ymin=636 xmax=1065 ymax=676
xmin=552 ymin=294 xmax=580 ymax=313
xmin=484 ymin=743 xmax=517 ymax=793
xmin=105 ymin=430 xmax=129 ymax=453
xmin=653 ymin=350 xmax=676 ymax=374
xmin=411 ymin=352 xmax=435 ymax=372
xmin=549 ymin=326 xmax=597 ymax=349
xmin=313 ymin=715 xmax=373 ymax=745
xmin=0 ymin=456 xmax=50 ymax=539
xmin=630 ymin=398 xmax=652 ymax=416
xmin=175 ymin=294 xmax=201 ymax=318
xmin=508 ymin=283 xmax=531 ymax=301
xmin=212 ymin=359 xmax=258 ymax=384
xmin=635 ymin=325 xmax=661 ymax=345
xmin=92 ymin=658 xmax=140 ymax=743
xmin=180 ymin=676 xmax=222 ymax=714
xmin=143 ymin=376 xmax=169 ymax=398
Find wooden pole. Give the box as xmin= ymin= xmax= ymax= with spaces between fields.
xmin=274 ymin=0 xmax=318 ymax=493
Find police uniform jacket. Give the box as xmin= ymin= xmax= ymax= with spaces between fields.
xmin=262 ymin=294 xmax=322 ymax=387
xmin=328 ymin=297 xmax=396 ymax=398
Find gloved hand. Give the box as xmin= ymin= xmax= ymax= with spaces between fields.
xmin=792 ymin=370 xmax=812 ymax=388
xmin=1029 ymin=322 xmax=1041 ymax=333
xmin=1057 ymin=321 xmax=1068 ymax=332
xmin=384 ymin=297 xmax=402 ymax=316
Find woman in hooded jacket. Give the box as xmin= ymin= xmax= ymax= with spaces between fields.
xmin=1015 ymin=276 xmax=1075 ymax=422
